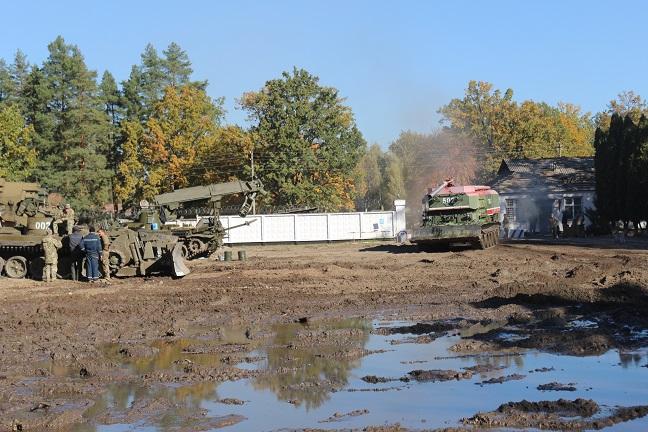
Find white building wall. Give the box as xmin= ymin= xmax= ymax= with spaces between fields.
xmin=174 ymin=201 xmax=407 ymax=244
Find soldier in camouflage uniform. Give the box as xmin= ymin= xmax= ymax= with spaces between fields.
xmin=63 ymin=204 xmax=75 ymax=235
xmin=98 ymin=228 xmax=111 ymax=281
xmin=51 ymin=205 xmax=64 ymax=236
xmin=42 ymin=230 xmax=62 ymax=282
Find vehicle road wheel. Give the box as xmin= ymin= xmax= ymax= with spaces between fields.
xmin=5 ymin=256 xmax=28 ymax=279
xmin=0 ymin=257 xmax=5 ymax=275
xmin=188 ymin=239 xmax=205 ymax=255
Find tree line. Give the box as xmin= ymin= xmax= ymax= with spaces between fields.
xmin=0 ymin=38 xmax=630 ymax=215
xmin=593 ymin=92 xmax=648 ymax=228
xmin=0 ymin=37 xmax=365 ymax=211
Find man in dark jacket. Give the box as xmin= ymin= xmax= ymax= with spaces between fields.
xmin=81 ymin=226 xmax=102 ymax=282
xmin=68 ymin=226 xmax=84 ymax=281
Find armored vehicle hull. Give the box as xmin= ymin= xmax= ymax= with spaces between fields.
xmin=411 ymin=223 xmax=500 ymax=249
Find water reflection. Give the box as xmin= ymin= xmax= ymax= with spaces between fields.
xmin=73 ymin=381 xmax=223 ymax=432
xmin=618 ymin=351 xmax=647 ymax=368
xmin=102 ymin=339 xmax=228 ymax=374
xmin=252 ymin=318 xmax=371 ymax=410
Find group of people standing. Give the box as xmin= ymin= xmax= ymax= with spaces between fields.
xmin=67 ymin=226 xmax=111 ymax=282
xmin=41 ymin=222 xmax=112 ymax=283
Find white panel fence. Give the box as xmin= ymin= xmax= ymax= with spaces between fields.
xmin=170 ymin=200 xmax=407 ymax=245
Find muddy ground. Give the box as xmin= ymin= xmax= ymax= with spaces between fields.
xmin=1 ymin=241 xmax=648 ymax=431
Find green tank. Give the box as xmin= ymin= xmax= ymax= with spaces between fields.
xmin=0 ymin=178 xmax=60 ymax=278
xmin=410 ymin=179 xmax=501 ymax=250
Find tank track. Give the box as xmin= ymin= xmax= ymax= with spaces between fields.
xmin=475 ymin=224 xmax=501 ymax=249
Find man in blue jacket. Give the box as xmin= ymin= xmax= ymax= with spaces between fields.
xmin=81 ymin=225 xmax=102 ymax=282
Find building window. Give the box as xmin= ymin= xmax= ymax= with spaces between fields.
xmin=563 ymin=197 xmax=582 ymax=221
xmin=505 ymin=198 xmax=518 ymax=222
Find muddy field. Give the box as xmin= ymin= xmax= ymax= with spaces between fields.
xmin=1 ymin=241 xmax=648 ymax=431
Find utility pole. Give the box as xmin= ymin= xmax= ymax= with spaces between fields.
xmin=251 ymin=149 xmax=256 ymax=215
xmin=556 ymin=142 xmax=562 ymax=157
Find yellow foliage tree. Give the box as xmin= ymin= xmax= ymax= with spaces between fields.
xmin=140 ymin=85 xmax=222 ymax=198
xmin=0 ymin=105 xmax=36 ymax=181
xmin=114 ymin=85 xmax=224 ymax=204
xmin=114 ymin=120 xmax=145 ymax=203
xmin=440 ymin=81 xmax=594 ymax=177
xmin=193 ymin=125 xmax=254 ymax=185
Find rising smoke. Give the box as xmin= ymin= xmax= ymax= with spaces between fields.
xmin=390 ymin=129 xmax=480 ymax=226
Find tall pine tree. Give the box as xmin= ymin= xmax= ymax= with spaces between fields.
xmin=30 ymin=36 xmax=113 ymax=209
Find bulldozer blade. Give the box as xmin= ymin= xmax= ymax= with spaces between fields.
xmin=171 ymin=243 xmax=191 ymax=277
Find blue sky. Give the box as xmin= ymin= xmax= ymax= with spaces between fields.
xmin=2 ymin=1 xmax=647 ymax=147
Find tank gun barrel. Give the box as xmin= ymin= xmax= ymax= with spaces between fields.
xmin=426 ymin=178 xmax=454 ymax=200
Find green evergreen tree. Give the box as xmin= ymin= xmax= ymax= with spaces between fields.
xmin=121 ymin=42 xmax=201 ymax=123
xmin=162 ymin=42 xmax=193 ymax=87
xmin=0 ymin=59 xmax=13 ymax=104
xmin=33 ymin=36 xmax=112 ymax=209
xmin=634 ymin=115 xmax=648 ymax=222
xmin=9 ymin=50 xmax=30 ymax=112
xmin=122 ymin=65 xmax=144 ymax=121
xmin=22 ymin=66 xmax=54 ymax=163
xmin=99 ymin=71 xmax=123 ymax=161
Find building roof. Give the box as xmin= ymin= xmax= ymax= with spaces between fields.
xmin=491 ymin=157 xmax=595 ymax=194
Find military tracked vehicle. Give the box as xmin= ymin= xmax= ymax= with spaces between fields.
xmin=129 ymin=179 xmax=263 ymax=259
xmin=0 ymin=179 xmax=189 ymax=279
xmin=410 ymin=179 xmax=501 ymax=250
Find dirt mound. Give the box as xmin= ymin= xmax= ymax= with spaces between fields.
xmin=537 ymin=382 xmax=577 ymax=391
xmin=476 ymin=374 xmax=525 ymax=385
xmin=464 ymin=398 xmax=648 ymax=430
xmin=408 ymin=369 xmax=473 ymax=382
xmin=374 ymin=320 xmax=470 ymax=336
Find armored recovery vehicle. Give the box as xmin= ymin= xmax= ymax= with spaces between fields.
xmin=131 ymin=179 xmax=264 ymax=259
xmin=410 ymin=179 xmax=501 ymax=250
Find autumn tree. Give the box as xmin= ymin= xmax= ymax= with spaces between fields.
xmin=354 ymin=144 xmax=385 ymax=210
xmin=0 ymin=105 xmax=36 ymax=180
xmin=595 ymin=91 xmax=648 ymax=130
xmin=439 ymin=80 xmax=594 ymax=177
xmin=115 ymin=85 xmax=224 ymax=202
xmin=241 ymin=68 xmax=366 ymax=211
xmin=192 ymin=125 xmax=255 ymax=185
xmin=114 ymin=119 xmax=145 ymax=204
xmin=381 ymin=153 xmax=406 ymax=210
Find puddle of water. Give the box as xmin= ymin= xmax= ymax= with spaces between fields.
xmin=75 ymin=319 xmax=648 ymax=431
